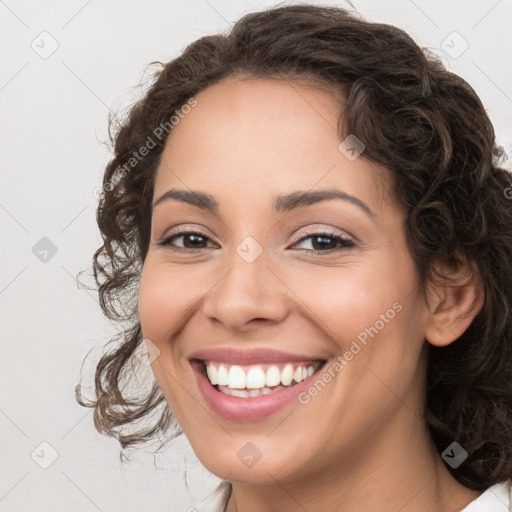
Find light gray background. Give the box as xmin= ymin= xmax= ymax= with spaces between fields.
xmin=1 ymin=0 xmax=511 ymax=511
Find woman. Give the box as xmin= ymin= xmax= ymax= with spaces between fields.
xmin=77 ymin=4 xmax=512 ymax=511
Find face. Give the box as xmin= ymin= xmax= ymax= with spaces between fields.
xmin=138 ymin=77 xmax=431 ymax=485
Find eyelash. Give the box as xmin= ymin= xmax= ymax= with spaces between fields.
xmin=157 ymin=228 xmax=356 ymax=254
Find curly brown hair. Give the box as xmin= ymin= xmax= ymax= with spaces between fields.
xmin=76 ymin=3 xmax=512 ymax=490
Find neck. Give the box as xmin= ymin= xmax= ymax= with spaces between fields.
xmin=225 ymin=411 xmax=482 ymax=512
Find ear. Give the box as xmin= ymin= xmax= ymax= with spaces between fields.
xmin=424 ymin=255 xmax=484 ymax=347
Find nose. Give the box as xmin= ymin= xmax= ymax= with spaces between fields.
xmin=202 ymin=250 xmax=290 ymax=333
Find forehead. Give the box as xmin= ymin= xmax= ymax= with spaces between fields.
xmin=153 ymin=77 xmax=397 ymax=218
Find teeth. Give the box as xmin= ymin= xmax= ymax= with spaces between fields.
xmin=204 ymin=361 xmax=320 ymax=390
xmin=281 ymin=364 xmax=294 ymax=386
xmin=227 ymin=365 xmax=246 ymax=389
xmin=246 ymin=367 xmax=266 ymax=389
xmin=266 ymin=365 xmax=281 ymax=387
xmin=218 ymin=384 xmax=286 ymax=397
xmin=228 ymin=388 xmax=249 ymax=398
xmin=206 ymin=364 xmax=218 ymax=385
xmin=217 ymin=365 xmax=228 ymax=386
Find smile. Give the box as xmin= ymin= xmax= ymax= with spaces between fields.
xmin=204 ymin=361 xmax=322 ymax=398
xmin=189 ymin=348 xmax=328 ymax=422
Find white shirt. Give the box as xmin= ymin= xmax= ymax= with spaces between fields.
xmin=192 ymin=480 xmax=512 ymax=512
xmin=460 ymin=480 xmax=512 ymax=512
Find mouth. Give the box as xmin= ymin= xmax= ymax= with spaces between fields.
xmin=188 ymin=349 xmax=328 ymax=422
xmin=196 ymin=359 xmax=326 ymax=398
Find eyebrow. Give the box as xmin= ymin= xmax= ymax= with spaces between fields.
xmin=152 ymin=188 xmax=375 ymax=219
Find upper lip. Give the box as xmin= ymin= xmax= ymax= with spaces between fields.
xmin=189 ymin=347 xmax=326 ymax=365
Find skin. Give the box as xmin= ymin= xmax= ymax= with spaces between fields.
xmin=138 ymin=77 xmax=485 ymax=512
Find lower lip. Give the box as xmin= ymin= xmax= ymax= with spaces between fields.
xmin=191 ymin=360 xmax=326 ymax=422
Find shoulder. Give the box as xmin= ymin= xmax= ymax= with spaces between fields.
xmin=191 ymin=481 xmax=232 ymax=512
xmin=459 ymin=480 xmax=512 ymax=512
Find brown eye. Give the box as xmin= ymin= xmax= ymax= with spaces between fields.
xmin=291 ymin=231 xmax=355 ymax=253
xmin=158 ymin=230 xmax=214 ymax=250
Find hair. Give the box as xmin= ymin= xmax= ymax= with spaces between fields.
xmin=76 ymin=2 xmax=512 ymax=490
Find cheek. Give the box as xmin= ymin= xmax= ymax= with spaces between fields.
xmin=138 ymin=260 xmax=190 ymax=341
xmin=137 ymin=261 xmax=199 ymax=426
xmin=291 ymin=252 xmax=425 ymax=375
xmin=288 ymin=262 xmax=404 ymax=349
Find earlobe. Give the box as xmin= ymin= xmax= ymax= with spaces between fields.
xmin=424 ymin=258 xmax=485 ymax=347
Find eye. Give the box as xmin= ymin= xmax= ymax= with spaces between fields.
xmin=157 ymin=229 xmax=215 ymax=251
xmin=157 ymin=228 xmax=355 ymax=254
xmin=290 ymin=230 xmax=355 ymax=253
